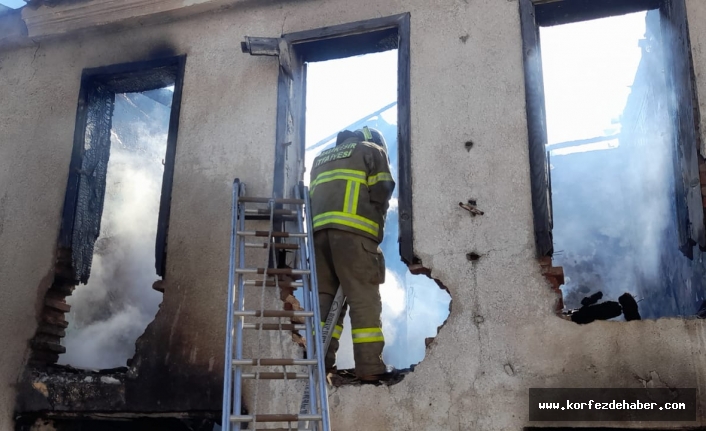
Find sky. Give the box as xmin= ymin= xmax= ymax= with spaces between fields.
xmin=0 ymin=0 xmax=24 ymax=8
xmin=541 ymin=12 xmax=646 ymax=147
xmin=305 ymin=51 xmax=399 ymax=149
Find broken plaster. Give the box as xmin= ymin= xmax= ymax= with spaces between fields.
xmin=635 ymin=370 xmax=671 ymax=389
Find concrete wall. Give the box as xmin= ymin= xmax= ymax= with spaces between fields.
xmin=2 ymin=0 xmax=706 ymax=429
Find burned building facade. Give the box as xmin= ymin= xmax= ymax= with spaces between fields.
xmin=2 ymin=0 xmax=706 ymax=430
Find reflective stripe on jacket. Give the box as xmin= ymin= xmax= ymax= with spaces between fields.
xmin=309 ymin=137 xmax=395 ymax=243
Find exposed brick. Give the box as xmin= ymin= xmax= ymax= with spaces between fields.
xmin=544 ymin=266 xmax=565 ymax=285
xmin=44 ymin=297 xmax=70 ymax=312
xmin=42 ymin=310 xmax=69 ymax=328
xmin=538 ymin=256 xmax=552 ymax=268
xmin=539 ymin=258 xmax=565 ymax=313
xmin=36 ymin=324 xmax=66 ymax=338
xmin=33 ymin=333 xmax=61 ymax=345
xmin=152 ymin=280 xmax=165 ymax=292
xmin=30 ymin=340 xmax=66 ymax=354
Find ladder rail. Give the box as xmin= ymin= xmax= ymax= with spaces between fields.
xmin=223 ymin=180 xmax=331 ymax=431
xmin=294 ymin=188 xmax=320 ymax=430
xmin=233 ymin=181 xmax=247 ymax=430
xmin=222 ymin=179 xmax=240 ymax=431
xmin=301 ymin=182 xmax=331 ymax=430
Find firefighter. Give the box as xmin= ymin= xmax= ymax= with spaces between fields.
xmin=309 ymin=126 xmax=395 ymax=382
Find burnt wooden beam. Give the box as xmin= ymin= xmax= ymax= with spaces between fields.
xmin=396 ymin=13 xmax=414 ymax=265
xmin=535 ymin=0 xmax=661 ymax=27
xmin=661 ymin=0 xmax=706 ymax=254
xmin=520 ymin=0 xmax=554 ymax=257
xmin=155 ymin=55 xmax=186 ymax=277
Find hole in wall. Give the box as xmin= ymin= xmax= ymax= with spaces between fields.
xmin=302 ymin=50 xmax=452 ymax=377
xmin=466 ymin=252 xmax=481 ymax=261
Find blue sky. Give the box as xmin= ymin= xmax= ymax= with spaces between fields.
xmin=0 ymin=0 xmax=24 ymax=9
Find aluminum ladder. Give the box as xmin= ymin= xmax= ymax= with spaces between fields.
xmin=222 ymin=179 xmax=333 ymax=431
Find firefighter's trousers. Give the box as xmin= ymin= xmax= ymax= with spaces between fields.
xmin=314 ymin=229 xmax=386 ymax=377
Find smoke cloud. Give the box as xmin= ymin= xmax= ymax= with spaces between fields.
xmin=543 ymin=11 xmax=706 ymax=318
xmin=60 ymin=92 xmax=170 ymax=369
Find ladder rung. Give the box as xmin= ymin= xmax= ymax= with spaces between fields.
xmin=234 ymin=310 xmax=314 ymax=318
xmin=243 ymin=280 xmax=303 ymax=288
xmin=236 ymin=268 xmax=310 ymax=275
xmin=231 ymin=414 xmax=322 ymax=423
xmin=245 ymin=242 xmax=300 ymax=250
xmin=242 ymin=372 xmax=309 ymax=380
xmin=234 ymin=358 xmax=317 ymax=366
xmin=238 ymin=197 xmax=305 ymax=204
xmin=243 ymin=323 xmax=306 ymax=330
xmin=244 ymin=209 xmax=297 ymax=216
xmin=238 ymin=230 xmax=307 ymax=238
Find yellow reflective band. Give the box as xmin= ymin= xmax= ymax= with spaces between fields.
xmin=310 ymin=169 xmax=366 ymax=196
xmin=343 ymin=180 xmax=353 ymax=213
xmin=313 ymin=169 xmax=366 ymax=185
xmin=351 ymin=182 xmax=360 ymax=214
xmin=367 ymin=172 xmax=394 ymax=186
xmin=317 ymin=322 xmax=343 ymax=339
xmin=342 ymin=180 xmax=361 ymax=214
xmin=313 ymin=211 xmax=379 ymax=237
xmin=351 ymin=327 xmax=384 ymax=344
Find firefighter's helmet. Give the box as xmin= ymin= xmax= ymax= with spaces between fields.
xmin=357 ymin=126 xmax=387 ymax=154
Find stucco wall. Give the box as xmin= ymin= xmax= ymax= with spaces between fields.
xmin=2 ymin=0 xmax=706 ymax=429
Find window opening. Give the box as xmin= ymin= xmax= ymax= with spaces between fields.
xmin=533 ymin=5 xmax=706 ymax=320
xmin=28 ymin=57 xmax=185 ymax=369
xmin=59 ymin=88 xmax=174 ymax=368
xmin=302 ymin=50 xmax=452 ymax=371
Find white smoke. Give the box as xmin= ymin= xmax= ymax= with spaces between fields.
xmin=541 ymin=11 xmax=706 ymax=318
xmin=60 ymin=93 xmax=168 ymax=369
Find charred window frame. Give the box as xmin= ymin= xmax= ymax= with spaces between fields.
xmin=520 ymin=0 xmax=704 ymax=259
xmin=242 ymin=13 xmax=415 ymax=264
xmin=59 ymin=56 xmax=186 ymax=282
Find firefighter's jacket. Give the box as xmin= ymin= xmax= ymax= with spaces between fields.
xmin=309 ymin=137 xmax=396 ymax=243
